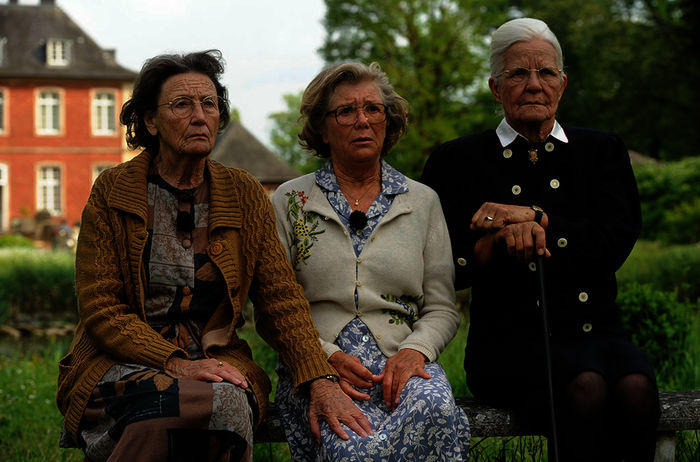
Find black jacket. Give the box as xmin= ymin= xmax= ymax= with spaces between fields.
xmin=422 ymin=126 xmax=641 ymax=370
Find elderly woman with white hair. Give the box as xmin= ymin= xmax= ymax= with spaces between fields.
xmin=423 ymin=18 xmax=659 ymax=461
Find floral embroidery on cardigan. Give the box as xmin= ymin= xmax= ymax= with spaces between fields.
xmin=285 ymin=190 xmax=325 ymax=269
xmin=381 ymin=294 xmax=422 ymax=328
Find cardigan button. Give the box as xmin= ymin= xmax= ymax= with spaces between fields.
xmin=457 ymin=257 xmax=467 ymax=267
xmin=209 ymin=242 xmax=223 ymax=255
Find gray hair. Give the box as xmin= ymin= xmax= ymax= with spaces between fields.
xmin=299 ymin=61 xmax=408 ymax=158
xmin=490 ymin=18 xmax=564 ymax=80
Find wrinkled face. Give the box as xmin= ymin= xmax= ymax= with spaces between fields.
xmin=489 ymin=38 xmax=567 ymax=133
xmin=322 ymin=80 xmax=386 ymax=165
xmin=145 ymin=72 xmax=220 ymax=159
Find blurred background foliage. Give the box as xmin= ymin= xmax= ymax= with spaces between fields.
xmin=270 ymin=0 xmax=700 ymax=178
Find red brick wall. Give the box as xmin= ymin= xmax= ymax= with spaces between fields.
xmin=0 ymin=79 xmax=129 ymax=231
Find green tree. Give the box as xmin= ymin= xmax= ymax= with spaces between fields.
xmin=268 ymin=92 xmax=322 ymax=174
xmin=320 ymin=0 xmax=510 ymax=178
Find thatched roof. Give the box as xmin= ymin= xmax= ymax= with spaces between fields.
xmin=0 ymin=0 xmax=136 ymax=81
xmin=211 ymin=121 xmax=299 ymax=184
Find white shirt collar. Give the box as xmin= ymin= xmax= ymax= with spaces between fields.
xmin=495 ymin=118 xmax=569 ymax=147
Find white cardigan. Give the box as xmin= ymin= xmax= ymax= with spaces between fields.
xmin=271 ymin=173 xmax=459 ymax=362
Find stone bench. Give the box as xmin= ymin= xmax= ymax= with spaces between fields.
xmin=254 ymin=389 xmax=700 ymax=461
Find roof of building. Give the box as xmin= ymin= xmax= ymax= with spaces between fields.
xmin=211 ymin=121 xmax=300 ymax=184
xmin=0 ymin=0 xmax=137 ymax=80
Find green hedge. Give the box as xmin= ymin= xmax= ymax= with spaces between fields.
xmin=618 ymin=283 xmax=695 ymax=388
xmin=617 ymin=241 xmax=700 ymax=304
xmin=0 ymin=248 xmax=76 ymax=323
xmin=0 ymin=234 xmax=34 ymax=249
xmin=634 ymin=156 xmax=700 ymax=244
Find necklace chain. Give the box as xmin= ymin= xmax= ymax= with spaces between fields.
xmin=338 ymin=177 xmax=379 ymax=207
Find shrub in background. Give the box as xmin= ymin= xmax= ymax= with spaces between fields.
xmin=617 ymin=241 xmax=700 ymax=304
xmin=0 ymin=234 xmax=35 ymax=248
xmin=617 ymin=282 xmax=694 ymax=388
xmin=634 ymin=156 xmax=700 ymax=244
xmin=0 ymin=248 xmax=76 ymax=323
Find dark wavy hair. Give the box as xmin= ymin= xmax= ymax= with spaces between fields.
xmin=299 ymin=61 xmax=408 ymax=158
xmin=120 ymin=49 xmax=231 ymax=154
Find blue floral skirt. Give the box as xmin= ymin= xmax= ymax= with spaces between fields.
xmin=275 ymin=318 xmax=470 ymax=461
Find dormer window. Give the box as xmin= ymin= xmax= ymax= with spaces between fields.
xmin=0 ymin=37 xmax=7 ymax=67
xmin=46 ymin=38 xmax=71 ymax=66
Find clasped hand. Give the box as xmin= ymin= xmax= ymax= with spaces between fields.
xmin=471 ymin=202 xmax=550 ymax=263
xmin=308 ymin=349 xmax=429 ymax=443
xmin=329 ymin=348 xmax=429 ymax=409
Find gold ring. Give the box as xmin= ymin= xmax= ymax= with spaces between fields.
xmin=217 ymin=361 xmax=223 ymax=368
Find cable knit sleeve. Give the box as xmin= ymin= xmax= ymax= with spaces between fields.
xmin=236 ymin=172 xmax=336 ymax=390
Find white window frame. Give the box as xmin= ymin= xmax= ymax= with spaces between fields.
xmin=0 ymin=163 xmax=8 ymax=232
xmin=91 ymin=90 xmax=117 ymax=135
xmin=0 ymin=88 xmax=6 ymax=135
xmin=0 ymin=37 xmax=7 ymax=67
xmin=46 ymin=38 xmax=71 ymax=67
xmin=36 ymin=165 xmax=62 ymax=216
xmin=36 ymin=88 xmax=63 ymax=135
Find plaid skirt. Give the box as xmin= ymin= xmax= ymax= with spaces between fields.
xmin=73 ymin=363 xmax=256 ymax=462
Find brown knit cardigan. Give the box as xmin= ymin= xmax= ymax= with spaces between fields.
xmin=57 ymin=150 xmax=335 ymax=441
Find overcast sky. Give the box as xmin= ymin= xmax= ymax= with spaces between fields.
xmin=54 ymin=0 xmax=327 ymax=146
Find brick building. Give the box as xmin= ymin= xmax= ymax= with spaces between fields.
xmin=0 ymin=0 xmax=137 ymax=233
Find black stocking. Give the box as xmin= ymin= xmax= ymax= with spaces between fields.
xmin=610 ymin=373 xmax=660 ymax=462
xmin=558 ymin=371 xmax=609 ymax=461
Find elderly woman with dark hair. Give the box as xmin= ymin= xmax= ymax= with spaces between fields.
xmin=57 ymin=50 xmax=371 ymax=462
xmin=422 ymin=18 xmax=660 ymax=461
xmin=272 ymin=61 xmax=470 ymax=461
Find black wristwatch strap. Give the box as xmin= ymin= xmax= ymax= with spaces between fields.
xmin=531 ymin=205 xmax=544 ymax=224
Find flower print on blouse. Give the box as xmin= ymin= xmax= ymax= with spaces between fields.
xmin=315 ymin=159 xmax=408 ymax=256
xmin=284 ymin=189 xmax=325 ymax=269
xmin=381 ymin=294 xmax=423 ymax=329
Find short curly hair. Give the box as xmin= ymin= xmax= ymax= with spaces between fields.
xmin=120 ymin=49 xmax=231 ymax=154
xmin=299 ymin=62 xmax=408 ymax=158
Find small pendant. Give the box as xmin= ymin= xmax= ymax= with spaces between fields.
xmin=528 ymin=148 xmax=538 ymax=165
xmin=354 ymin=199 xmax=359 ymax=206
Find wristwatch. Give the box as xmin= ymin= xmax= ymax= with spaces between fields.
xmin=321 ymin=374 xmax=339 ymax=383
xmin=531 ymin=205 xmax=544 ymax=224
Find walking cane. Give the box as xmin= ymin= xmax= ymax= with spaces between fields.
xmin=536 ymin=254 xmax=560 ymax=461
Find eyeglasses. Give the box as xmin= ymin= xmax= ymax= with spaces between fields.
xmin=495 ymin=67 xmax=563 ymax=85
xmin=326 ymin=103 xmax=387 ymax=126
xmin=159 ymin=96 xmax=222 ymax=118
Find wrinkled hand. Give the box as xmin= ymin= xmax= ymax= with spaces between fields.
xmin=471 ymin=202 xmax=545 ymax=232
xmin=165 ymin=356 xmax=248 ymax=389
xmin=494 ymin=222 xmax=550 ymax=263
xmin=308 ymin=378 xmax=373 ymax=444
xmin=329 ymin=351 xmax=381 ymax=401
xmin=378 ymin=348 xmax=430 ymax=410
